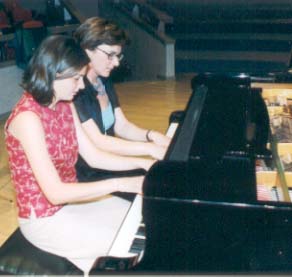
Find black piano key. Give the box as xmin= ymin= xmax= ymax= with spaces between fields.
xmin=136 ymin=225 xmax=145 ymax=237
xmin=130 ymin=238 xmax=145 ymax=252
xmin=121 ymin=218 xmax=146 ymax=256
xmin=129 ymin=248 xmax=142 ymax=255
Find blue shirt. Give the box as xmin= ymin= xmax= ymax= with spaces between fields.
xmin=101 ymin=102 xmax=115 ymax=132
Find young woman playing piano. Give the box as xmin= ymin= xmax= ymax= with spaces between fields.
xmin=4 ymin=35 xmax=154 ymax=274
xmin=73 ymin=17 xmax=171 ymax=182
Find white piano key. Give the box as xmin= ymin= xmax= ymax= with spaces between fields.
xmin=166 ymin=122 xmax=179 ymax=138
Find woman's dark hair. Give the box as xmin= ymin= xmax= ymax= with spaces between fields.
xmin=74 ymin=17 xmax=129 ymax=51
xmin=22 ymin=35 xmax=89 ymax=106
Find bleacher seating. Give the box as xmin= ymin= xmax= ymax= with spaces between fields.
xmin=0 ymin=0 xmax=47 ymax=65
xmin=15 ymin=20 xmax=47 ymax=68
xmin=3 ymin=1 xmax=47 ymax=68
xmin=11 ymin=5 xmax=33 ymax=24
xmin=0 ymin=10 xmax=12 ymax=34
xmin=148 ymin=0 xmax=292 ymax=74
xmin=0 ymin=3 xmax=14 ymax=62
xmin=0 ymin=0 xmax=81 ymax=67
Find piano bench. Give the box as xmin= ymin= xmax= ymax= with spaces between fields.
xmin=0 ymin=228 xmax=82 ymax=275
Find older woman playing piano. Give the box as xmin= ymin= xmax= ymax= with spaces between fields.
xmin=73 ymin=17 xmax=171 ymax=183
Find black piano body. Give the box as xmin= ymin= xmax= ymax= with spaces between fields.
xmin=134 ymin=73 xmax=292 ymax=273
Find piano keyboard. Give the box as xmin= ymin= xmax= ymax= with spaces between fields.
xmin=107 ymin=122 xmax=179 ymax=261
xmin=107 ymin=194 xmax=144 ymax=259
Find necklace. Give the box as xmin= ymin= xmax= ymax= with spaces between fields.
xmin=93 ymin=77 xmax=107 ymax=96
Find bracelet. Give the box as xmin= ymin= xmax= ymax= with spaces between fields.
xmin=146 ymin=129 xmax=153 ymax=142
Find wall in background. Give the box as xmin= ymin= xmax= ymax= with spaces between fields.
xmin=0 ymin=65 xmax=23 ymax=117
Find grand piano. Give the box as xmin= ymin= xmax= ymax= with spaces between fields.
xmin=2 ymin=72 xmax=291 ymax=275
xmin=97 ymin=72 xmax=292 ymax=273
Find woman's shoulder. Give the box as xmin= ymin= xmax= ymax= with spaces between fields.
xmin=9 ymin=93 xmax=41 ymax=119
xmin=5 ymin=93 xmax=42 ymax=130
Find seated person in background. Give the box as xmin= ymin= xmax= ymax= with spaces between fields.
xmin=73 ymin=17 xmax=171 ymax=182
xmin=4 ymin=35 xmax=154 ymax=274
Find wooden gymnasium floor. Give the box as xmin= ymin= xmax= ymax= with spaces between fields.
xmin=0 ymin=73 xmax=192 ymax=246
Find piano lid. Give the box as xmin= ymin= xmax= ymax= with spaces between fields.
xmin=146 ymin=73 xmax=272 ymax=203
xmin=165 ymin=73 xmax=270 ymax=162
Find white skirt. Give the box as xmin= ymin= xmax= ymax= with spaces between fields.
xmin=18 ymin=195 xmax=131 ymax=274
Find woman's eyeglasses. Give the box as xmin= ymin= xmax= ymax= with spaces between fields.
xmin=96 ymin=47 xmax=124 ymax=61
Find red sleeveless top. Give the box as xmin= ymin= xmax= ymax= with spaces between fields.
xmin=5 ymin=93 xmax=78 ymax=218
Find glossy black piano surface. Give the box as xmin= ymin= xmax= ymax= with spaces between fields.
xmin=133 ymin=73 xmax=292 ymax=273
